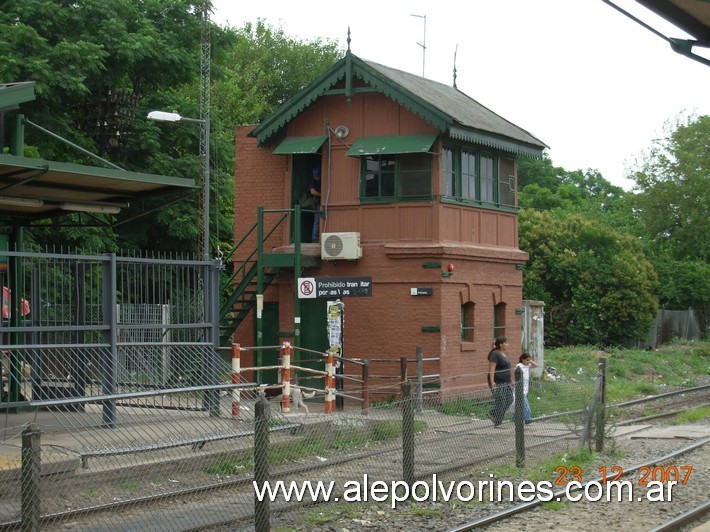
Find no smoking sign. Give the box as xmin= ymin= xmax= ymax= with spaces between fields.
xmin=297 ymin=277 xmax=317 ymax=299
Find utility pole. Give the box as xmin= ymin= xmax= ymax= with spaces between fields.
xmin=199 ymin=0 xmax=211 ymax=260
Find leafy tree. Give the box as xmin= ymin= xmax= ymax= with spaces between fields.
xmin=213 ymin=19 xmax=341 ymax=127
xmin=631 ymin=115 xmax=709 ymax=262
xmin=1 ymin=2 xmax=340 ymax=257
xmin=630 ymin=114 xmax=710 ymax=333
xmin=520 ymin=209 xmax=658 ymax=346
xmin=518 ymin=154 xmax=626 ymax=212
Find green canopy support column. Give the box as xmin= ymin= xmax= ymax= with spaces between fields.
xmin=8 ymin=223 xmax=22 ymax=403
xmin=12 ymin=114 xmax=24 ymax=156
xmin=255 ymin=206 xmax=264 ymax=372
xmin=293 ymin=205 xmax=302 ymax=351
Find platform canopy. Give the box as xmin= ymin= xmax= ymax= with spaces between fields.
xmin=0 ymin=153 xmax=198 ymax=221
xmin=0 ymin=82 xmax=198 ymax=223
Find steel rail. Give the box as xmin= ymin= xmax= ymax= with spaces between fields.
xmin=447 ymin=437 xmax=710 ymax=532
xmin=649 ymin=500 xmax=710 ymax=532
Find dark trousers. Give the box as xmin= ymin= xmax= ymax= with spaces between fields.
xmin=489 ymin=383 xmax=513 ymax=425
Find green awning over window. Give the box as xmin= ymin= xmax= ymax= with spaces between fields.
xmin=346 ymin=134 xmax=437 ymax=157
xmin=273 ymin=136 xmax=327 ymax=154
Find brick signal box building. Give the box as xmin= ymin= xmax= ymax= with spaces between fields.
xmin=228 ymin=50 xmax=547 ymax=397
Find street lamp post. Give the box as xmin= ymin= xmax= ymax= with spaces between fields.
xmin=148 ymin=110 xmax=210 ymax=261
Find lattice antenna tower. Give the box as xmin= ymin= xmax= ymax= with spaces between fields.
xmin=198 ymin=0 xmax=211 ymax=259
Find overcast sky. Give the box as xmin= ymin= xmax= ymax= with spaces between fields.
xmin=211 ymin=0 xmax=710 ymax=190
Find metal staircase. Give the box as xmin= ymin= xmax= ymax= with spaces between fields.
xmin=218 ymin=206 xmax=321 ymax=345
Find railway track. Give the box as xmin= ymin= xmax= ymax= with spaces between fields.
xmin=448 ymin=437 xmax=710 ymax=532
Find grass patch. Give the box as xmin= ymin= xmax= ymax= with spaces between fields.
xmin=204 ymin=455 xmax=253 ymax=475
xmin=540 ymin=500 xmax=568 ymax=511
xmin=489 ymin=448 xmax=598 ymax=484
xmin=673 ymin=405 xmax=710 ymax=424
xmin=541 ymin=341 xmax=709 ymax=405
xmin=116 ymin=478 xmax=140 ymax=493
xmin=410 ymin=505 xmax=444 ymax=517
xmin=300 ymin=506 xmax=344 ymax=526
xmin=437 ymin=397 xmax=490 ymax=417
xmin=203 ymin=419 xmax=428 ymax=474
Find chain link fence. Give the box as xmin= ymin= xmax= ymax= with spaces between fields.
xmin=2 ymin=356 xmax=608 ymax=531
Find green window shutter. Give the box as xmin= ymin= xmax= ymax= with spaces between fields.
xmin=347 ymin=134 xmax=437 ymax=156
xmin=273 ymin=136 xmax=328 ymax=154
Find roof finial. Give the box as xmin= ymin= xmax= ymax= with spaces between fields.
xmin=347 ymin=27 xmax=351 ymax=53
xmin=453 ymin=44 xmax=458 ymax=88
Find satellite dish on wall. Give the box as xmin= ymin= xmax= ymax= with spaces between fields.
xmin=333 ymin=125 xmax=350 ymax=139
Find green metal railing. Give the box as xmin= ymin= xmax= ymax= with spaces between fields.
xmin=219 ymin=205 xmax=317 ymax=345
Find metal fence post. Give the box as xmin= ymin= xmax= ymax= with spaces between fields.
xmin=21 ymin=423 xmax=40 ymax=532
xmin=361 ymin=359 xmax=369 ymax=415
xmin=402 ymin=381 xmax=415 ymax=487
xmin=415 ymin=347 xmax=423 ymax=414
xmin=514 ymin=367 xmax=525 ymax=468
xmin=254 ymin=397 xmax=270 ymax=532
xmin=206 ymin=260 xmax=221 ymax=415
xmin=400 ymin=356 xmax=407 ymax=388
xmin=101 ymin=253 xmax=117 ymax=428
xmin=595 ymin=358 xmax=607 ymax=452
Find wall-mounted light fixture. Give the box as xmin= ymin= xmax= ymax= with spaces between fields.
xmin=59 ymin=202 xmax=121 ymax=214
xmin=0 ymin=196 xmax=44 ymax=207
xmin=333 ymin=125 xmax=350 ymax=139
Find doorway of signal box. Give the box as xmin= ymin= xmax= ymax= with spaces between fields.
xmin=297 ymin=297 xmax=328 ymax=390
xmin=291 ymin=154 xmax=322 ymax=244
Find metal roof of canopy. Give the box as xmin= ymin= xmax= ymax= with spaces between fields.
xmin=0 ymin=154 xmax=198 ymax=221
xmin=0 ymin=82 xmax=198 ymax=223
xmin=636 ymin=0 xmax=710 ymax=42
xmin=606 ymin=0 xmax=710 ymax=66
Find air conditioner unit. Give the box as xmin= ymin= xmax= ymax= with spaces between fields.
xmin=321 ymin=232 xmax=362 ymax=260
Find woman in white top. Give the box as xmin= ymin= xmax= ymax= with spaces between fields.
xmin=515 ymin=353 xmax=538 ymax=424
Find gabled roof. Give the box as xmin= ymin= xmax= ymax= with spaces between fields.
xmin=251 ymin=52 xmax=548 ymax=158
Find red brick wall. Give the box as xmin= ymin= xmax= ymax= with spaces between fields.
xmin=230 ymin=92 xmax=528 ymax=396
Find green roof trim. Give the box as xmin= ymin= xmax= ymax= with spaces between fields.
xmin=250 ymin=54 xmax=451 ymax=147
xmin=250 ymin=52 xmax=548 ymax=157
xmin=449 ymin=127 xmax=545 ymax=158
xmin=273 ymin=136 xmax=328 ymax=154
xmin=346 ymin=134 xmax=437 ymax=157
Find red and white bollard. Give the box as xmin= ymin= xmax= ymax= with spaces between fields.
xmin=231 ymin=343 xmax=241 ymax=416
xmin=280 ymin=342 xmax=292 ymax=413
xmin=325 ymin=349 xmax=335 ymax=413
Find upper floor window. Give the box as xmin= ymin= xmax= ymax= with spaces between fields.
xmin=442 ymin=146 xmax=517 ymax=208
xmin=361 ymin=153 xmax=432 ymax=202
xmin=349 ymin=134 xmax=436 ymax=203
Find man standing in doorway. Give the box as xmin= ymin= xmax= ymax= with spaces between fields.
xmin=308 ymin=167 xmax=322 ymax=243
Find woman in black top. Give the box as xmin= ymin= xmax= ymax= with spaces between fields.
xmin=487 ymin=336 xmax=513 ymax=428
